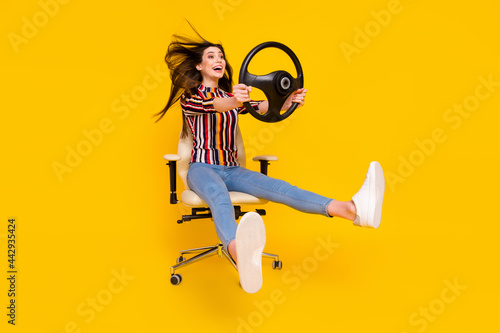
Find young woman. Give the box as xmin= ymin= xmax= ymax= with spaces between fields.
xmin=156 ymin=28 xmax=385 ymax=293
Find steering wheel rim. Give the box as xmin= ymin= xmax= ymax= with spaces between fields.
xmin=239 ymin=42 xmax=304 ymax=123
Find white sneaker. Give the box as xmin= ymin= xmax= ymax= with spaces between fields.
xmin=235 ymin=212 xmax=266 ymax=293
xmin=352 ymin=161 xmax=385 ymax=228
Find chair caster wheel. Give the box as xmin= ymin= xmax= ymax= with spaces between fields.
xmin=272 ymin=260 xmax=282 ymax=270
xmin=176 ymin=256 xmax=185 ymax=264
xmin=170 ymin=274 xmax=182 ymax=285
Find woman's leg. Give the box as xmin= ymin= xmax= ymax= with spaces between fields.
xmin=186 ymin=163 xmax=237 ymax=249
xmin=225 ymin=166 xmax=338 ymax=217
xmin=225 ymin=162 xmax=384 ymax=228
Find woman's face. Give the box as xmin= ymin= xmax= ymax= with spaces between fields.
xmin=196 ymin=46 xmax=226 ymax=85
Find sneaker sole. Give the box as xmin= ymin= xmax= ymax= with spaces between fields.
xmin=366 ymin=161 xmax=385 ymax=228
xmin=235 ymin=212 xmax=266 ymax=293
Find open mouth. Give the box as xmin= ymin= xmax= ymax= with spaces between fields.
xmin=213 ymin=66 xmax=223 ymax=73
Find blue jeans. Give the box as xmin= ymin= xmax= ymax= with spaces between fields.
xmin=186 ymin=163 xmax=333 ymax=248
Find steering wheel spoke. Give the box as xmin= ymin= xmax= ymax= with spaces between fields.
xmin=268 ymin=97 xmax=287 ymax=120
xmin=247 ymin=72 xmax=279 ymax=93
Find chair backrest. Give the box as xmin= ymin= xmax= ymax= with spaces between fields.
xmin=177 ymin=126 xmax=246 ymax=190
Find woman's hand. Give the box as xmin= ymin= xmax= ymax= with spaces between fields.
xmin=282 ymin=88 xmax=307 ymax=111
xmin=213 ymin=84 xmax=252 ymax=112
xmin=232 ymin=83 xmax=252 ymax=107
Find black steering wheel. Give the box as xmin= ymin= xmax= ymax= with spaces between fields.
xmin=239 ymin=42 xmax=304 ymax=123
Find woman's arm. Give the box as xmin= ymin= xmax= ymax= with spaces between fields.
xmin=181 ymin=85 xmax=250 ymax=115
xmin=213 ymin=96 xmax=243 ymax=112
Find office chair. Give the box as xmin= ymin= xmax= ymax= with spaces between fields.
xmin=164 ymin=126 xmax=283 ymax=286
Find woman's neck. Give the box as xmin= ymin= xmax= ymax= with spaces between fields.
xmin=201 ymin=78 xmax=219 ymax=88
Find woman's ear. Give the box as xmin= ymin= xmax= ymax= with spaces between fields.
xmin=196 ymin=64 xmax=202 ymax=71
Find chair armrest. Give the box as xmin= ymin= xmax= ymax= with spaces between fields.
xmin=164 ymin=154 xmax=181 ymax=161
xmin=252 ymin=155 xmax=278 ymax=175
xmin=252 ymin=155 xmax=278 ymax=162
xmin=164 ymin=154 xmax=180 ymax=204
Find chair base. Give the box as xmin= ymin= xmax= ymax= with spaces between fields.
xmin=170 ymin=242 xmax=282 ymax=285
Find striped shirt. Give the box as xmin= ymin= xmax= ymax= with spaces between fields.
xmin=181 ymin=85 xmax=261 ymax=166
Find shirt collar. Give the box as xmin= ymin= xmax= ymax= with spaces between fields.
xmin=199 ymin=84 xmax=218 ymax=94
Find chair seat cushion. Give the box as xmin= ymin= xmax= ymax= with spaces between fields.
xmin=181 ymin=190 xmax=268 ymax=207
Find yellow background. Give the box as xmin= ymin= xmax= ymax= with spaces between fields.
xmin=2 ymin=0 xmax=499 ymax=332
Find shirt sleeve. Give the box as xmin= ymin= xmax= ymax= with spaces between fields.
xmin=236 ymin=100 xmax=264 ymax=114
xmin=181 ymin=93 xmax=218 ymax=116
